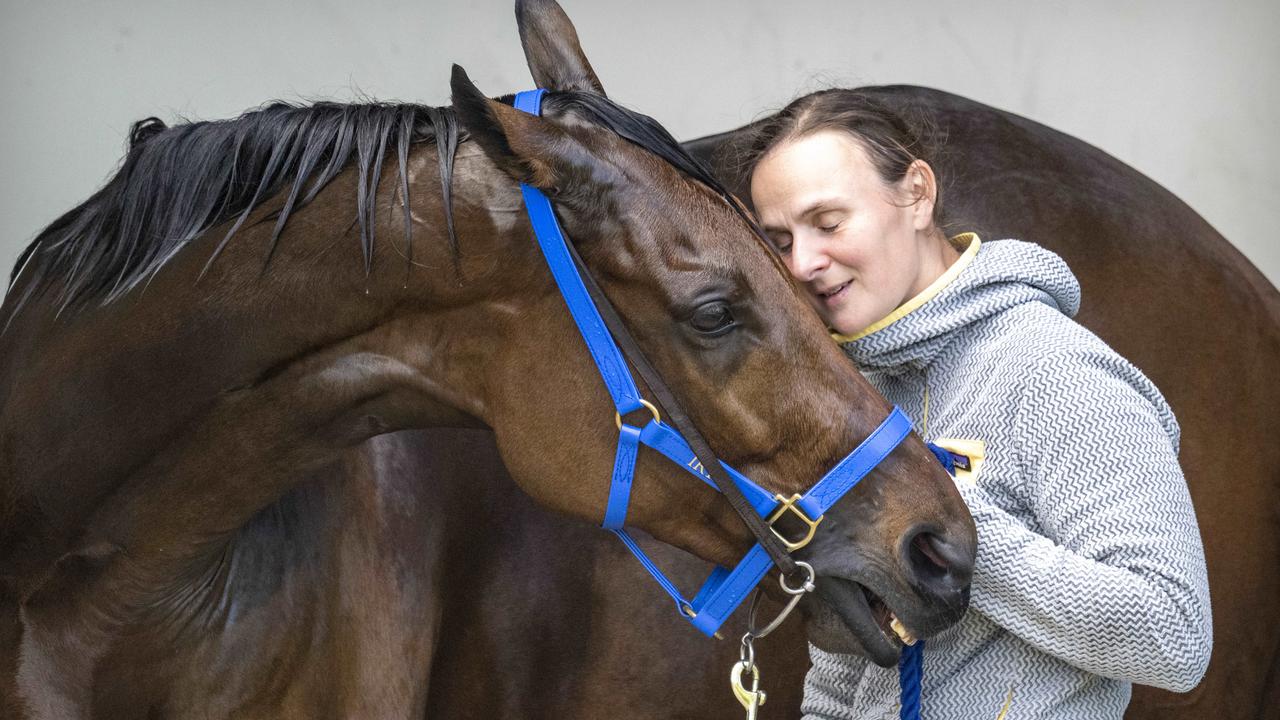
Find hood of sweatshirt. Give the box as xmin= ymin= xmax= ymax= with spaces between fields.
xmin=840 ymin=235 xmax=1081 ymax=374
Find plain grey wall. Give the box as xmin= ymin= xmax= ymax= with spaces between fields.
xmin=3 ymin=0 xmax=1276 ymax=286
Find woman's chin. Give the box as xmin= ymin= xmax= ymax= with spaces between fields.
xmin=829 ymin=318 xmax=871 ymax=340
xmin=822 ymin=306 xmax=876 ymax=340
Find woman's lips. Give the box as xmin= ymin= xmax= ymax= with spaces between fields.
xmin=818 ymin=279 xmax=852 ymax=308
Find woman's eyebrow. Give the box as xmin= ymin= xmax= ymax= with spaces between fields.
xmin=798 ymin=198 xmax=846 ymax=220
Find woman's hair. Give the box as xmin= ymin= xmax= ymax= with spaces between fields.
xmin=740 ymin=89 xmax=944 ymax=226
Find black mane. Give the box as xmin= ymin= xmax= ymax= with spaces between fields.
xmin=9 ymin=101 xmax=459 ymax=314
xmin=8 ymin=90 xmax=757 ymax=319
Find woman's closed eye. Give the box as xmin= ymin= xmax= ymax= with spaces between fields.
xmin=814 ymin=211 xmax=846 ymax=234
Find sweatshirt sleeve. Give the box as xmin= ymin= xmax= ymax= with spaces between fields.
xmin=955 ymin=345 xmax=1212 ymax=692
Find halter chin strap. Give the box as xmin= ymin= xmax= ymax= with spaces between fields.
xmin=512 ymin=88 xmax=914 ymax=637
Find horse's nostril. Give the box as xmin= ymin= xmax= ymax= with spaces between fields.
xmin=907 ymin=532 xmax=953 ymax=590
xmin=902 ymin=526 xmax=974 ymax=596
xmin=911 ymin=533 xmax=950 ymax=575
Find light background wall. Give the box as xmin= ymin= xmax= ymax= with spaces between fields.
xmin=2 ymin=0 xmax=1276 ymax=285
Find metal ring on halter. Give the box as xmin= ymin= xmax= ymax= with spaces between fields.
xmin=779 ymin=560 xmax=817 ymax=595
xmin=614 ymin=398 xmax=661 ymax=430
xmin=747 ymin=588 xmax=765 ymax=628
xmin=743 ymin=561 xmax=817 ymax=641
xmin=738 ymin=633 xmax=756 ymax=674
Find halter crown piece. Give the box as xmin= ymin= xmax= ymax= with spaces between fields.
xmin=512 ymin=89 xmax=930 ymax=720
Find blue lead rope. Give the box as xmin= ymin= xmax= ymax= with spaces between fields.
xmin=900 ymin=639 xmax=925 ymax=720
xmin=897 ymin=442 xmax=961 ymax=720
xmin=897 ymin=439 xmax=966 ymax=719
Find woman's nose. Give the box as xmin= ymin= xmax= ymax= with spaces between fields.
xmin=788 ymin=236 xmax=830 ymax=282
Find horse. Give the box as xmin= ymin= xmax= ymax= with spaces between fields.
xmin=410 ymin=33 xmax=1280 ymax=720
xmin=0 ymin=0 xmax=977 ymax=717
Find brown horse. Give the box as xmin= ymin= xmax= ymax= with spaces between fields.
xmin=414 ymin=78 xmax=1280 ymax=720
xmin=0 ymin=1 xmax=976 ymax=717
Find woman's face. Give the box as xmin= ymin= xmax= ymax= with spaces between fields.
xmin=751 ymin=129 xmax=942 ymax=337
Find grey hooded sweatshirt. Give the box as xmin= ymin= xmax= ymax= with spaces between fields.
xmin=802 ymin=237 xmax=1212 ymax=719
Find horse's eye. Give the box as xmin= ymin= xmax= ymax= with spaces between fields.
xmin=689 ymin=301 xmax=736 ymax=336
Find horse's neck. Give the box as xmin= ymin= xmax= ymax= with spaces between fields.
xmin=0 ymin=148 xmax=529 ymax=580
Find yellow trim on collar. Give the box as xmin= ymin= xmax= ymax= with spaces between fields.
xmin=831 ymin=233 xmax=981 ymax=344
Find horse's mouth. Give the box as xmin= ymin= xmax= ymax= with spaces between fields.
xmin=863 ymin=584 xmax=917 ymax=647
xmin=815 ymin=576 xmax=918 ymax=667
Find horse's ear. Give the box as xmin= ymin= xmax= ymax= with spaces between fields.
xmin=515 ymin=0 xmax=606 ymax=96
xmin=450 ymin=64 xmax=592 ymax=192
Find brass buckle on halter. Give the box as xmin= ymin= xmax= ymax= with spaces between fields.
xmin=765 ymin=494 xmax=822 ymax=551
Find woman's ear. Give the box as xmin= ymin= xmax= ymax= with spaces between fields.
xmin=904 ymin=159 xmax=939 ymax=232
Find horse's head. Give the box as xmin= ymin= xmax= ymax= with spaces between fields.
xmin=444 ymin=0 xmax=976 ymax=665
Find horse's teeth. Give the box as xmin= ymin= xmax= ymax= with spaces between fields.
xmin=889 ymin=616 xmax=918 ymax=646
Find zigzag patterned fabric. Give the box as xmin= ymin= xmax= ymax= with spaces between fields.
xmin=802 ymin=238 xmax=1212 ymax=719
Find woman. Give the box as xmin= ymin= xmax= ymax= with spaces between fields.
xmin=744 ymin=90 xmax=1212 ymax=719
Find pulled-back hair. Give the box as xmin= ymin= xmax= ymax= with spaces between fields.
xmin=740 ymin=89 xmax=944 ymax=226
